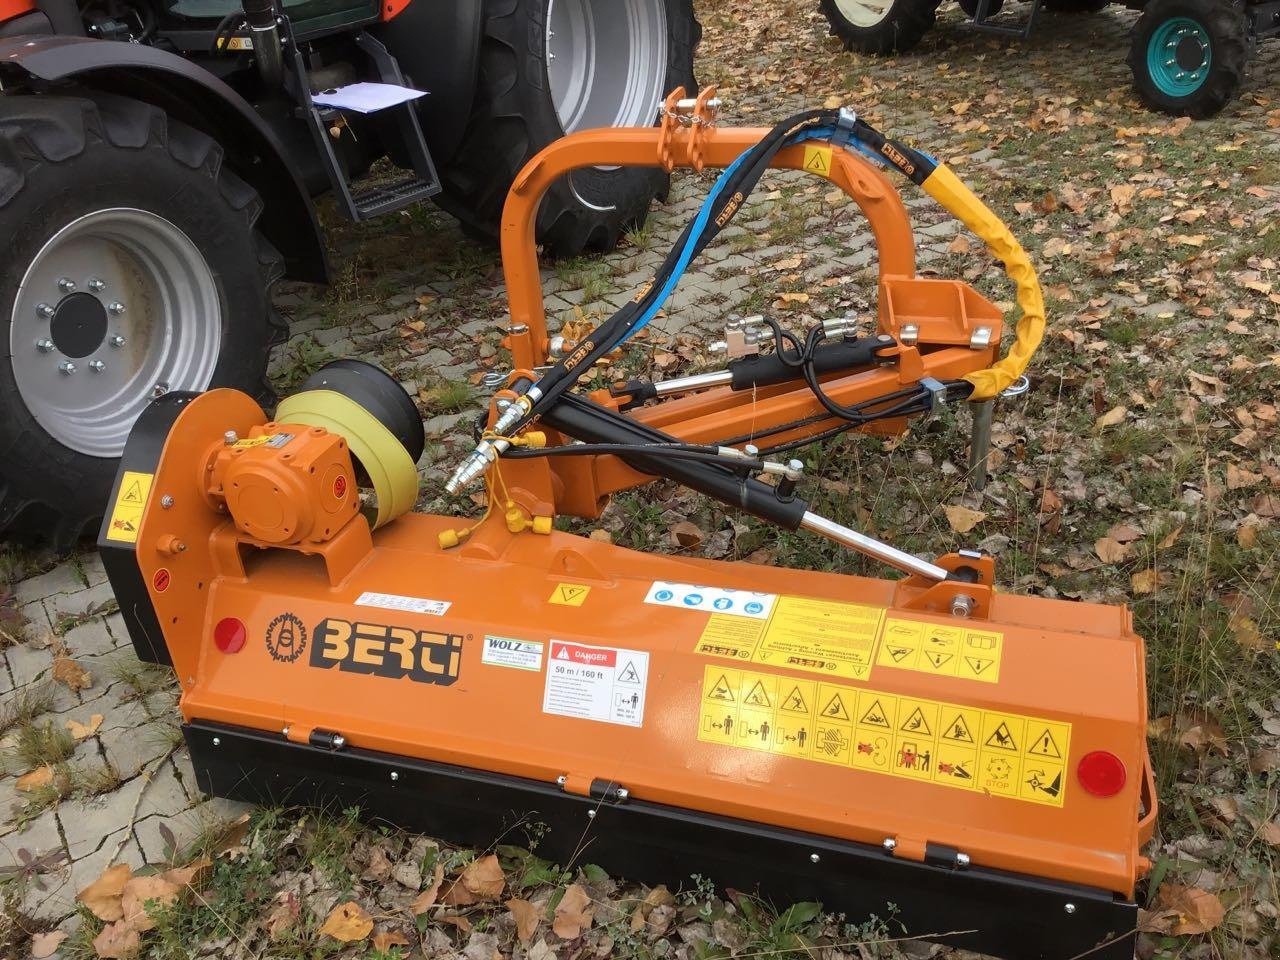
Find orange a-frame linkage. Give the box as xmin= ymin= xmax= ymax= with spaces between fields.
xmin=488 ymin=89 xmax=1003 ymax=522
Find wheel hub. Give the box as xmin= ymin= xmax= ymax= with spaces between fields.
xmin=49 ymin=292 xmax=109 ymax=359
xmin=1147 ymin=17 xmax=1212 ymax=97
xmin=9 ymin=207 xmax=222 ymax=458
xmin=1174 ymin=35 xmax=1207 ymax=72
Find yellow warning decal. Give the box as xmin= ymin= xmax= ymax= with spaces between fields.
xmin=802 ymin=145 xmax=832 ymax=178
xmin=697 ymin=665 xmax=1071 ymax=807
xmin=875 ymin=617 xmax=1004 ymax=684
xmin=698 ymin=596 xmax=883 ymax=682
xmin=549 ymin=583 xmax=591 ymax=607
xmin=105 ymin=471 xmax=154 ymax=544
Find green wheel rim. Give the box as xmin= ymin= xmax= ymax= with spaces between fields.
xmin=1147 ymin=17 xmax=1211 ymax=98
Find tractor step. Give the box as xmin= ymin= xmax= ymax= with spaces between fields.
xmin=350 ymin=175 xmax=440 ymax=219
xmin=963 ymin=0 xmax=1042 ymax=40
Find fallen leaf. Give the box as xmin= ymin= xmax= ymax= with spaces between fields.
xmin=553 ymin=883 xmax=594 ymax=939
xmin=120 ymin=875 xmax=181 ymax=932
xmin=822 ymin=94 xmax=842 ymax=109
xmin=1237 ymin=523 xmax=1258 ymax=550
xmin=51 ymin=656 xmax=92 ymax=691
xmin=1179 ymin=714 xmax=1229 ymax=756
xmin=30 ymin=930 xmax=68 ymax=958
xmin=670 ymin=520 xmax=705 ymax=549
xmin=1106 ymin=523 xmax=1142 ymax=544
xmin=410 ymin=861 xmax=446 ymax=914
xmin=162 ymin=858 xmax=212 ymax=890
xmin=1095 ymin=405 xmax=1127 ymax=430
xmin=372 ymin=930 xmax=411 ymax=952
xmin=91 ymin=921 xmax=140 ymax=959
xmin=439 ymin=913 xmax=472 ymax=933
xmin=460 ymin=854 xmax=506 ymax=900
xmin=1156 ymin=884 xmax=1225 ymax=935
xmin=1226 ymin=464 xmax=1263 ymax=489
xmin=1229 ymin=613 xmax=1265 ymax=651
xmin=265 ymin=891 xmax=300 ymax=939
xmin=1157 ymin=525 xmax=1183 ymax=550
xmin=319 ymin=901 xmax=373 ymax=943
xmin=65 ymin=714 xmax=104 ymax=740
xmin=76 ymin=863 xmax=133 ymax=922
xmin=1130 ymin=569 xmax=1160 ymax=594
xmin=943 ymin=504 xmax=986 ymax=534
xmin=1259 ymin=821 xmax=1280 ymax=847
xmin=508 ymin=897 xmax=541 ymax=943
xmin=16 ymin=765 xmax=55 ymax=793
xmin=1094 ymin=537 xmax=1130 ymax=564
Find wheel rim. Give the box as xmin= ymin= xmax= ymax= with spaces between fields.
xmin=9 ymin=208 xmax=223 ymax=458
xmin=1146 ymin=17 xmax=1212 ymax=97
xmin=545 ymin=0 xmax=669 ymax=134
xmin=834 ymin=0 xmax=894 ymax=28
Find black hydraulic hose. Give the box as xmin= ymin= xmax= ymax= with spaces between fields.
xmin=538 ymin=394 xmax=809 ymax=529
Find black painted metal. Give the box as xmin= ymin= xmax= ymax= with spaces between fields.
xmin=186 ymin=719 xmax=1139 ymax=960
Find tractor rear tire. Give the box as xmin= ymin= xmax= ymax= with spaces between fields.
xmin=434 ymin=0 xmax=700 ymax=258
xmin=1043 ymin=0 xmax=1110 ymax=12
xmin=958 ymin=0 xmax=1004 ymax=17
xmin=820 ymin=0 xmax=942 ymax=55
xmin=1127 ymin=0 xmax=1251 ymax=118
xmin=0 ymin=93 xmax=285 ymax=548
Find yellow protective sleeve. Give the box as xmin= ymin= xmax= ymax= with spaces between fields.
xmin=920 ymin=164 xmax=1045 ymax=401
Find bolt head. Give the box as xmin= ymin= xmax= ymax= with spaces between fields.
xmin=212 ymin=737 xmax=221 ymax=746
xmin=88 ymin=359 xmax=106 ymax=373
xmin=36 ymin=339 xmax=54 ymax=353
xmin=110 ymin=335 xmax=127 ymax=348
xmin=1064 ymin=903 xmax=1076 ymax=915
xmin=390 ymin=771 xmax=400 ymax=781
xmin=37 ymin=302 xmax=55 ymax=319
xmin=224 ymin=430 xmax=239 ymax=445
xmin=88 ymin=278 xmax=106 ymax=293
xmin=57 ymin=277 xmax=76 ymax=293
xmin=152 ymin=382 xmax=169 ymax=398
xmin=58 ymin=361 xmax=76 ymax=375
xmin=586 ymin=809 xmax=596 ymax=819
xmin=160 ymin=495 xmax=175 ymax=509
xmin=332 ymin=734 xmax=346 ymax=749
xmin=955 ymin=852 xmax=971 ymax=867
xmin=809 ymin=853 xmax=820 ymax=864
xmin=882 ymin=838 xmax=897 ymax=852
xmin=616 ymin=787 xmax=629 ymax=800
xmin=950 ymin=594 xmax=975 ymax=618
xmin=556 ymin=775 xmax=568 ymax=786
xmin=108 ymin=301 xmax=126 ymax=316
xmin=744 ymin=444 xmax=759 ymax=457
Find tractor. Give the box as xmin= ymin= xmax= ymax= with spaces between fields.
xmin=818 ymin=0 xmax=1277 ymax=118
xmin=0 ymin=0 xmax=699 ymax=546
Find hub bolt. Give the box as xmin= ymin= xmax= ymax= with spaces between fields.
xmin=58 ymin=361 xmax=76 ymax=375
xmin=152 ymin=382 xmax=169 ymax=398
xmin=35 ymin=339 xmax=54 ymax=353
xmin=108 ymin=301 xmax=126 ymax=316
xmin=88 ymin=278 xmax=107 ymax=293
xmin=110 ymin=335 xmax=127 ymax=348
xmin=57 ymin=277 xmax=76 ymax=293
xmin=37 ymin=303 xmax=54 ymax=319
xmin=88 ymin=359 xmax=106 ymax=373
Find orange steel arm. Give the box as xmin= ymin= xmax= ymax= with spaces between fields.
xmin=498 ymin=125 xmax=918 ymax=370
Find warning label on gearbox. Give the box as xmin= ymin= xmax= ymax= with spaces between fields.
xmin=543 ymin=640 xmax=649 ymax=727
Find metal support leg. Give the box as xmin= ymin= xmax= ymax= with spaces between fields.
xmin=968 ymin=399 xmax=995 ymax=492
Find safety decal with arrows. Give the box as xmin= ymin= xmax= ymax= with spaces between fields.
xmin=696 ymin=665 xmax=1071 ymax=807
xmin=874 ymin=617 xmax=1004 ymax=684
xmin=105 ymin=471 xmax=154 ymax=544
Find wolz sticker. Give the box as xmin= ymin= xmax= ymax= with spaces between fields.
xmin=303 ymin=616 xmax=464 ymax=685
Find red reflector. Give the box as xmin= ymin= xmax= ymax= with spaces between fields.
xmin=214 ymin=617 xmax=247 ymax=654
xmin=1077 ymin=750 xmax=1126 ymax=797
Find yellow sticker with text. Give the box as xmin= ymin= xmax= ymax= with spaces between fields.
xmin=751 ymin=595 xmax=883 ymax=681
xmin=548 ymin=583 xmax=591 ymax=606
xmin=696 ymin=666 xmax=1072 ymax=807
xmin=697 ymin=613 xmax=765 ymax=661
xmin=802 ymin=145 xmax=832 ymax=178
xmin=105 ymin=471 xmax=153 ymax=544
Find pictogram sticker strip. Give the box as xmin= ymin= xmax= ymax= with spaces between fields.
xmin=696 ymin=666 xmax=1071 ymax=807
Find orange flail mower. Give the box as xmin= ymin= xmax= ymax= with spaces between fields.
xmin=100 ymin=92 xmax=1155 ymax=960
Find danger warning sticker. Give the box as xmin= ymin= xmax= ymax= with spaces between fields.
xmin=543 ymin=641 xmax=648 ymax=727
xmin=105 ymin=471 xmax=154 ymax=544
xmin=875 ymin=617 xmax=1004 ymax=684
xmin=697 ymin=665 xmax=1072 ymax=807
xmin=696 ymin=595 xmax=883 ymax=682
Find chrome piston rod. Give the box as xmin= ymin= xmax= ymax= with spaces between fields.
xmin=800 ymin=511 xmax=950 ymax=582
xmin=652 ymin=369 xmax=733 ymax=397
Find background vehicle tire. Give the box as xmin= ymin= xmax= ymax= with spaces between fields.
xmin=1127 ymin=0 xmax=1251 ymax=118
xmin=435 ymin=0 xmax=700 ymax=257
xmin=1042 ymin=0 xmax=1109 ymax=12
xmin=0 ymin=93 xmax=285 ymax=548
xmin=819 ymin=0 xmax=942 ymax=55
xmin=958 ymin=0 xmax=1004 ymax=17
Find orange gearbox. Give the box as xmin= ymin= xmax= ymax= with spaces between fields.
xmin=206 ymin=425 xmax=358 ymax=545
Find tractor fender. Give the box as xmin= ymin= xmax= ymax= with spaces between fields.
xmin=371 ymin=1 xmax=482 ymax=166
xmin=0 ymin=34 xmax=327 ymax=283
